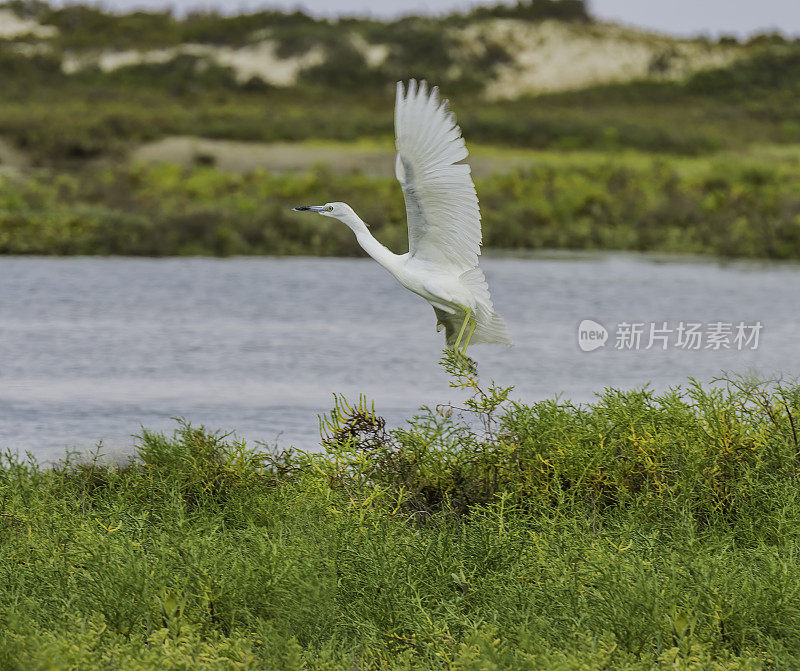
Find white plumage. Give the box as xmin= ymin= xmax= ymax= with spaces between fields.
xmin=294 ymin=79 xmax=512 ymax=357
xmin=395 ymin=80 xmax=481 ymax=273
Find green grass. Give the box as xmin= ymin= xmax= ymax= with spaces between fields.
xmin=1 ymin=71 xmax=797 ymax=163
xmin=1 ymin=359 xmax=800 ymax=668
xmin=2 ymin=150 xmax=800 ymax=258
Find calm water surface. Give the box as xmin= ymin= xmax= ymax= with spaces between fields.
xmin=1 ymin=255 xmax=798 ymax=461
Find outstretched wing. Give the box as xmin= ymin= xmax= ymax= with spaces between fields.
xmin=394 ymin=80 xmax=481 ymax=273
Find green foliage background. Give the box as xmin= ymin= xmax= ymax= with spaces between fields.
xmin=1 ymin=2 xmax=800 ymax=258
xmin=2 ymin=156 xmax=800 ymax=258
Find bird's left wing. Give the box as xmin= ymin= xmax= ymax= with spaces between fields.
xmin=394 ymin=80 xmax=481 ymax=272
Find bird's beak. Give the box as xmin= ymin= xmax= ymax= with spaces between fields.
xmin=293 ymin=205 xmax=326 ymax=212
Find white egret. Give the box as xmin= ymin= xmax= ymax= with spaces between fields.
xmin=294 ymin=79 xmax=511 ymax=361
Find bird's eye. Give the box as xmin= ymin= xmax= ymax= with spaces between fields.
xmin=327 ymin=206 xmax=334 ymax=212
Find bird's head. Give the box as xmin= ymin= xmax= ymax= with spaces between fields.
xmin=292 ymin=202 xmax=354 ymax=220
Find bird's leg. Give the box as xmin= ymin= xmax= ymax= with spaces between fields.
xmin=460 ymin=320 xmax=477 ymax=356
xmin=452 ymin=307 xmax=472 ymax=352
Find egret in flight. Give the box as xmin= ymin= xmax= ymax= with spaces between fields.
xmin=294 ymin=80 xmax=511 ymax=362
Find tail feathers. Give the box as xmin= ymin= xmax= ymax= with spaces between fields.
xmin=472 ymin=311 xmax=513 ymax=346
xmin=458 ymin=267 xmax=512 ymax=346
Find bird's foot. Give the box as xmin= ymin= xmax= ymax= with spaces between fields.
xmin=455 ymin=350 xmax=478 ymax=376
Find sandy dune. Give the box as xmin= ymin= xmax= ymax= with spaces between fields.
xmin=462 ymin=20 xmax=738 ymax=99
xmin=0 ymin=9 xmax=57 ymax=39
xmin=45 ymin=16 xmax=741 ymax=98
xmin=62 ymin=42 xmax=326 ymax=87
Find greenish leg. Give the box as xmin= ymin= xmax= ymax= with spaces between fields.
xmin=453 ymin=308 xmax=472 ymax=352
xmin=460 ymin=320 xmax=477 ymax=356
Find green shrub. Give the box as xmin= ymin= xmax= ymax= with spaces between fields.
xmin=3 ymin=156 xmax=800 ymax=258
xmin=299 ymin=38 xmax=384 ymax=89
xmin=87 ymin=55 xmax=241 ymax=94
xmin=467 ymin=0 xmax=591 ymax=23
xmin=0 ymin=46 xmax=61 ymax=82
xmin=40 ymin=5 xmax=180 ymax=49
xmin=686 ymin=44 xmax=800 ymax=96
xmin=1 ymin=366 xmax=799 ymax=667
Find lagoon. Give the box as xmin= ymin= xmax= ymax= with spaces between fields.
xmin=1 ymin=254 xmax=797 ymax=461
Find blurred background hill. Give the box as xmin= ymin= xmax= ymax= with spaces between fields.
xmin=1 ymin=0 xmax=800 ymax=258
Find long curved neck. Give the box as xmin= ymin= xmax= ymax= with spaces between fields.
xmin=339 ymin=210 xmax=401 ymax=274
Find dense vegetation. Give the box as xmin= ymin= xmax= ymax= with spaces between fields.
xmin=2 ymin=44 xmax=800 ymax=162
xmin=2 ymin=1 xmax=800 ymax=258
xmin=4 ymin=0 xmax=591 ymax=50
xmin=0 ymin=0 xmax=592 ymax=53
xmin=2 ymin=153 xmax=800 ymax=258
xmin=2 ymin=361 xmax=799 ymax=668
xmin=0 ymin=0 xmax=589 ymax=99
xmin=0 ymin=1 xmax=798 ymax=162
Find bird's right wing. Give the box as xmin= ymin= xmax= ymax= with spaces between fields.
xmin=394 ymin=80 xmax=482 ymax=272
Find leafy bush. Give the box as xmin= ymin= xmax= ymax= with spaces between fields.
xmin=687 ymin=44 xmax=800 ymax=97
xmin=298 ymin=38 xmax=384 ymax=89
xmin=40 ymin=5 xmax=180 ymax=49
xmin=321 ymin=357 xmax=800 ymax=524
xmin=1 ymin=366 xmax=799 ymax=667
xmin=0 ymin=45 xmax=61 ymax=83
xmin=86 ymin=55 xmax=241 ymax=95
xmin=182 ymin=9 xmax=317 ymax=47
xmin=3 ymin=157 xmax=800 ymax=258
xmin=467 ymin=0 xmax=591 ymax=23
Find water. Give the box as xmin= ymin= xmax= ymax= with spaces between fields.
xmin=1 ymin=255 xmax=797 ymax=462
